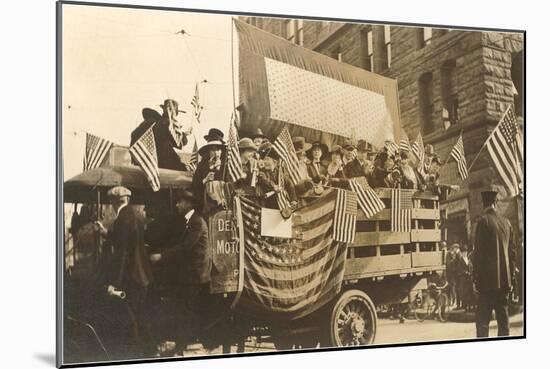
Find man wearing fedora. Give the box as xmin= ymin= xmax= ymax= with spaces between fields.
xmin=149 ymin=189 xmax=210 ymax=354
xmin=344 ymin=139 xmax=373 ymax=180
xmin=131 ymin=99 xmax=192 ymax=171
xmin=95 ymin=186 xmax=154 ymax=358
xmin=472 ymin=185 xmax=517 ymax=337
xmin=192 ymin=128 xmax=227 ymax=214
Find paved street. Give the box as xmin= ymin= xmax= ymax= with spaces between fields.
xmin=184 ymin=313 xmax=524 ymax=356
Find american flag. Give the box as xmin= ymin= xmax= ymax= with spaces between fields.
xmin=349 ymin=177 xmax=385 ymax=218
xmin=273 ymin=126 xmax=305 ymax=186
xmin=384 ymin=140 xmax=400 ymax=157
xmin=239 ymin=190 xmax=348 ymax=319
xmin=486 ymin=105 xmax=523 ymax=196
xmin=227 ymin=115 xmax=245 ymax=182
xmin=450 ymin=134 xmax=468 ymax=180
xmin=332 ymin=189 xmax=358 ymax=243
xmin=411 ymin=132 xmax=425 ymax=164
xmin=399 ymin=134 xmax=411 ymax=153
xmin=391 ymin=188 xmax=414 ymax=232
xmin=276 ymin=162 xmax=292 ymax=211
xmin=83 ymin=132 xmax=113 ymax=171
xmin=129 ymin=126 xmax=160 ymax=192
xmin=191 ymin=82 xmax=204 ymax=123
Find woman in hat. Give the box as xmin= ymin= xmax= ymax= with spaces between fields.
xmin=191 ymin=128 xmax=227 ymax=214
xmin=327 ymin=144 xmax=348 ymax=188
xmin=306 ymin=141 xmax=329 ymax=180
xmin=292 ymin=137 xmax=312 ymax=181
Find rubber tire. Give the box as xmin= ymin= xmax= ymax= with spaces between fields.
xmin=330 ymin=289 xmax=377 ymax=347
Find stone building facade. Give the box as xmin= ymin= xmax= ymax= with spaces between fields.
xmin=241 ymin=16 xmax=524 ymax=245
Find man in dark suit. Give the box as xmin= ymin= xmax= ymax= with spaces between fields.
xmin=95 ymin=186 xmax=154 ymax=357
xmin=130 ymin=99 xmax=191 ymax=171
xmin=149 ymin=190 xmax=211 ymax=354
xmin=472 ymin=185 xmax=517 ymax=337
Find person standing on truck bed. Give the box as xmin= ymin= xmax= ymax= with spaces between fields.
xmin=472 ymin=185 xmax=517 ymax=337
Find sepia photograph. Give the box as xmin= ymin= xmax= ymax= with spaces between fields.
xmin=57 ymin=1 xmax=525 ymax=366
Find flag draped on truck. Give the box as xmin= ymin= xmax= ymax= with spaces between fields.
xmin=239 ymin=189 xmax=350 ymax=319
xmin=234 ymin=19 xmax=402 ymax=148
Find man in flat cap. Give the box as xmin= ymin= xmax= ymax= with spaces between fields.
xmin=472 ymin=185 xmax=517 ymax=337
xmin=149 ymin=189 xmax=210 ymax=355
xmin=95 ymin=186 xmax=154 ymax=357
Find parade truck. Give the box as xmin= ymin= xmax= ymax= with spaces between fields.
xmin=61 ymin=19 xmax=445 ymax=360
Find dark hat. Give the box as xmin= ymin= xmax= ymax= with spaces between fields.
xmin=258 ymin=142 xmax=276 ymax=159
xmin=343 ymin=138 xmax=356 ymax=151
xmin=307 ymin=141 xmax=329 ymax=160
xmin=330 ymin=144 xmax=343 ymax=155
xmin=400 ymin=150 xmax=410 ymax=159
xmin=159 ymin=99 xmax=186 ymax=114
xmin=238 ymin=137 xmax=257 ymax=151
xmin=173 ymin=189 xmax=194 ymax=202
xmin=252 ymin=128 xmax=268 ymax=140
xmin=292 ymin=137 xmax=312 ymax=154
xmin=203 ymin=128 xmax=225 ymax=143
xmin=481 ymin=184 xmax=499 ymax=205
xmin=431 ymin=154 xmax=443 ymax=166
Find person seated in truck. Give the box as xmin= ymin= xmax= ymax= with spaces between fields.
xmin=425 ymin=154 xmax=460 ymax=197
xmin=256 ymin=142 xmax=297 ymax=212
xmin=327 ymin=144 xmax=348 ymax=189
xmin=398 ymin=151 xmax=424 ymax=190
xmin=370 ymin=151 xmax=397 ymax=188
xmin=192 ymin=128 xmax=227 ymax=214
xmin=344 ymin=139 xmax=373 ymax=180
xmin=234 ymin=137 xmax=259 ymax=195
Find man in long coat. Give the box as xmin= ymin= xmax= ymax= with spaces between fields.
xmin=149 ymin=190 xmax=211 ymax=354
xmin=472 ymin=185 xmax=517 ymax=337
xmin=95 ymin=186 xmax=154 ymax=357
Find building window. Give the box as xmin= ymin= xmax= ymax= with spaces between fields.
xmin=285 ymin=19 xmax=296 ymax=42
xmin=297 ymin=19 xmax=304 ymax=46
xmin=416 ymin=27 xmax=433 ymax=49
xmin=360 ymin=29 xmax=374 ymax=71
xmin=511 ymin=50 xmax=524 ymax=118
xmin=419 ymin=72 xmax=434 ymax=134
xmin=441 ymin=60 xmax=459 ymax=127
xmin=384 ymin=25 xmax=392 ymax=69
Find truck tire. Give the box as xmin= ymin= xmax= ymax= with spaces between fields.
xmin=330 ymin=289 xmax=377 ymax=346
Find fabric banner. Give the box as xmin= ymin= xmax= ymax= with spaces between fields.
xmin=239 ymin=189 xmax=348 ymax=320
xmin=235 ymin=19 xmax=401 ymax=149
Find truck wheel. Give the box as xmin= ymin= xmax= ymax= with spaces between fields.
xmin=330 ymin=290 xmax=377 ymax=346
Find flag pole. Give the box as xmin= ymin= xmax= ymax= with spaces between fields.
xmin=467 ymin=104 xmax=513 ymax=173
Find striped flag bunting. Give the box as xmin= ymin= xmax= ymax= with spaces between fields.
xmin=349 ymin=177 xmax=385 ymax=218
xmin=273 ymin=126 xmax=306 ymax=186
xmin=486 ymin=105 xmax=523 ymax=196
xmin=227 ymin=114 xmax=245 ymax=182
xmin=129 ymin=126 xmax=160 ymax=192
xmin=83 ymin=132 xmax=113 ymax=171
xmin=239 ymin=190 xmax=348 ymax=319
xmin=391 ymin=188 xmax=414 ymax=232
xmin=191 ymin=82 xmax=204 ymax=124
xmin=399 ymin=134 xmax=411 ymax=153
xmin=450 ymin=134 xmax=468 ymax=180
xmin=332 ymin=189 xmax=358 ymax=244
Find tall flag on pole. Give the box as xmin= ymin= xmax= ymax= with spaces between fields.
xmin=273 ymin=126 xmax=306 ymax=185
xmin=486 ymin=105 xmax=523 ymax=196
xmin=227 ymin=113 xmax=245 ymax=182
xmin=450 ymin=134 xmax=468 ymax=180
xmin=83 ymin=133 xmax=113 ymax=171
xmin=129 ymin=126 xmax=160 ymax=192
xmin=332 ymin=189 xmax=358 ymax=244
xmin=399 ymin=133 xmax=411 ymax=153
xmin=391 ymin=188 xmax=413 ymax=232
xmin=349 ymin=177 xmax=385 ymax=218
xmin=191 ymin=82 xmax=204 ymax=124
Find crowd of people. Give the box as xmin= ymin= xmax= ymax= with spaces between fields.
xmin=443 ymin=242 xmax=476 ymax=311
